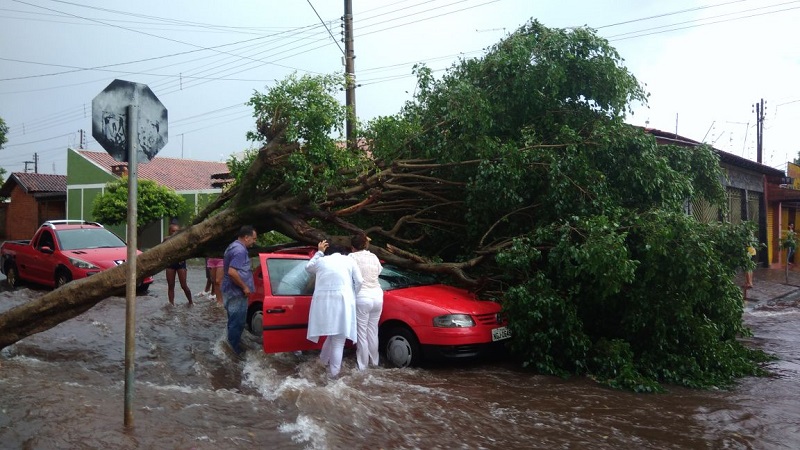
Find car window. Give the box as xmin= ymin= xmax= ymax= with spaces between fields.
xmin=379 ymin=265 xmax=438 ymax=290
xmin=270 ymin=258 xmax=315 ymax=296
xmin=56 ymin=228 xmax=126 ymax=250
xmin=36 ymin=230 xmax=55 ymax=250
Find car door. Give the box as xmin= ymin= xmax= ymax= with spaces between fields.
xmin=29 ymin=230 xmax=58 ymax=285
xmin=260 ymin=254 xmax=323 ymax=353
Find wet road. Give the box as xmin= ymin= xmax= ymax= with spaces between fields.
xmin=2 ymin=261 xmax=800 ymax=449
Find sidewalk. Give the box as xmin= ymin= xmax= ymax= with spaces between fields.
xmin=740 ymin=266 xmax=800 ymax=304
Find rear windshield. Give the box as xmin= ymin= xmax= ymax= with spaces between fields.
xmin=56 ymin=228 xmax=126 ymax=250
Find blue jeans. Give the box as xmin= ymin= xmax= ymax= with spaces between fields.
xmin=224 ymin=294 xmax=247 ymax=354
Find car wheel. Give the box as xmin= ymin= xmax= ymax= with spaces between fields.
xmin=383 ymin=326 xmax=421 ymax=368
xmin=5 ymin=262 xmax=20 ymax=289
xmin=55 ymin=269 xmax=72 ymax=288
xmin=136 ymin=283 xmax=151 ymax=295
xmin=247 ymin=303 xmax=263 ymax=335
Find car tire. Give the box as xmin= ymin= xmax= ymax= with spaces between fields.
xmin=55 ymin=268 xmax=72 ymax=288
xmin=247 ymin=303 xmax=263 ymax=335
xmin=383 ymin=326 xmax=421 ymax=368
xmin=5 ymin=262 xmax=20 ymax=289
xmin=136 ymin=283 xmax=151 ymax=295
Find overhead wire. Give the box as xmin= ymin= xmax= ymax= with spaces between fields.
xmin=3 ymin=0 xmax=799 ymax=167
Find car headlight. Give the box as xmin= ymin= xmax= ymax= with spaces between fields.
xmin=433 ymin=314 xmax=475 ymax=328
xmin=68 ymin=257 xmax=99 ymax=270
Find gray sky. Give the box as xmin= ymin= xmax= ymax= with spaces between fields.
xmin=2 ymin=0 xmax=799 ymax=176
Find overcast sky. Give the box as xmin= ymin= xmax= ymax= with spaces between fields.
xmin=1 ymin=0 xmax=799 ymax=177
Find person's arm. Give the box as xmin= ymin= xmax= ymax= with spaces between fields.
xmin=227 ymin=266 xmax=251 ymax=296
xmin=351 ymin=260 xmax=363 ymax=294
xmin=305 ymin=240 xmax=328 ymax=274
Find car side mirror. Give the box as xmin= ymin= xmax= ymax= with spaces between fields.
xmin=40 ymin=246 xmax=54 ymax=254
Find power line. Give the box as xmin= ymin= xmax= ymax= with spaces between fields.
xmin=596 ymin=0 xmax=749 ymax=29
xmin=10 ymin=0 xmax=309 ymax=73
xmin=306 ymin=0 xmax=345 ymax=55
xmin=5 ymin=0 xmax=800 ymax=168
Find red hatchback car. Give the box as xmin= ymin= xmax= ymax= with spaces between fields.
xmin=246 ymin=248 xmax=511 ymax=368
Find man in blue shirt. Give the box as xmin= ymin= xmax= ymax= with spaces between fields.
xmin=222 ymin=225 xmax=257 ymax=355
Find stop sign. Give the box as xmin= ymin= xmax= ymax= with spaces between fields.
xmin=92 ymin=79 xmax=168 ymax=163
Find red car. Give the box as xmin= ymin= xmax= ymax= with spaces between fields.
xmin=1 ymin=220 xmax=153 ymax=293
xmin=246 ymin=247 xmax=511 ymax=368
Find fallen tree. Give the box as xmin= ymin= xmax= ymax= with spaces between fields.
xmin=0 ymin=20 xmax=768 ymax=391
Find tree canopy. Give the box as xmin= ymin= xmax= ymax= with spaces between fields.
xmin=92 ymin=177 xmax=187 ymax=234
xmin=0 ymin=20 xmax=766 ymax=391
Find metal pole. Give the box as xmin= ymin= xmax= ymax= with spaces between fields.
xmin=123 ymin=104 xmax=139 ymax=428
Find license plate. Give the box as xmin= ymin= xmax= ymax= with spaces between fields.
xmin=491 ymin=326 xmax=511 ymax=341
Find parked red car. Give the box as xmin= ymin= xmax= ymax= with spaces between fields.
xmin=0 ymin=220 xmax=153 ymax=293
xmin=246 ymin=247 xmax=510 ymax=368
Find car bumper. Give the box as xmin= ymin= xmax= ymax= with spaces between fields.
xmin=421 ymin=340 xmax=509 ymax=361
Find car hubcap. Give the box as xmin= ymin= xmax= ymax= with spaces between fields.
xmin=386 ymin=336 xmax=412 ymax=368
xmin=251 ymin=311 xmax=263 ymax=334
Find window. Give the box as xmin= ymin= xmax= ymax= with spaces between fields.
xmin=270 ymin=259 xmax=315 ymax=296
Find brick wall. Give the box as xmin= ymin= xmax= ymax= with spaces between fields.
xmin=6 ymin=186 xmax=40 ymax=240
xmin=38 ymin=199 xmax=65 ymax=224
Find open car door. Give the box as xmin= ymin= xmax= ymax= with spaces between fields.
xmin=259 ymin=254 xmax=324 ymax=353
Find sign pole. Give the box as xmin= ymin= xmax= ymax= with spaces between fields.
xmin=123 ymin=104 xmax=139 ymax=428
xmin=92 ymin=79 xmax=166 ymax=427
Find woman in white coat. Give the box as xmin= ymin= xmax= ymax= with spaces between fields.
xmin=349 ymin=233 xmax=383 ymax=370
xmin=305 ymin=240 xmax=362 ymax=378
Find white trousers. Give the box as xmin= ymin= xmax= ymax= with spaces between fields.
xmin=319 ymin=333 xmax=347 ymax=377
xmin=356 ymin=288 xmax=384 ymax=370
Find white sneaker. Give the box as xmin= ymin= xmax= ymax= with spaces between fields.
xmin=208 ymin=294 xmax=217 ymax=301
xmin=195 ymin=291 xmax=209 ymax=298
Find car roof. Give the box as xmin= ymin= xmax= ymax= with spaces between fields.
xmin=40 ymin=220 xmax=105 ymax=231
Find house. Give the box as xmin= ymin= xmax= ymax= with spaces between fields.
xmin=67 ymin=148 xmax=229 ymax=249
xmin=646 ymin=128 xmax=786 ymax=267
xmin=766 ymin=162 xmax=800 ymax=266
xmin=0 ymin=172 xmax=67 ymax=240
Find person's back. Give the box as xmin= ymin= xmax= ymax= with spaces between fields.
xmin=305 ymin=241 xmax=362 ymax=378
xmin=311 ymin=253 xmax=359 ymax=292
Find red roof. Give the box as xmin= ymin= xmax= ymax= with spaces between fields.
xmin=79 ymin=150 xmax=228 ymax=191
xmin=0 ymin=172 xmax=67 ymax=197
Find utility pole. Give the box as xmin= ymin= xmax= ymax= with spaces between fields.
xmin=344 ymin=0 xmax=356 ymax=151
xmin=754 ymin=99 xmax=765 ymax=163
xmin=23 ymin=153 xmax=39 ymax=173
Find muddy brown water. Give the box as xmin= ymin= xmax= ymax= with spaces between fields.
xmin=1 ymin=261 xmax=799 ymax=449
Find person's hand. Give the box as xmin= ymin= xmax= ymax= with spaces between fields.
xmin=318 ymin=240 xmax=329 ymax=252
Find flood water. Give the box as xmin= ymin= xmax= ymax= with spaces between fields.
xmin=2 ymin=261 xmax=800 ymax=449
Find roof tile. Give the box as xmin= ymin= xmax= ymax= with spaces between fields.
xmin=79 ymin=150 xmax=228 ymax=190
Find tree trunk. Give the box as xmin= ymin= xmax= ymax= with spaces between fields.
xmin=0 ymin=207 xmax=245 ymax=349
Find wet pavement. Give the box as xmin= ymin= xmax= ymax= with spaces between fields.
xmin=740 ymin=265 xmax=800 ymax=305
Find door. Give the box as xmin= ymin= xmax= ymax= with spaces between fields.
xmin=29 ymin=230 xmax=57 ymax=284
xmin=259 ymin=255 xmax=322 ymax=353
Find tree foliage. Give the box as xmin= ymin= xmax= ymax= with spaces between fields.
xmin=92 ymin=176 xmax=187 ymax=233
xmin=0 ymin=21 xmax=769 ymax=391
xmin=333 ymin=20 xmax=765 ymax=390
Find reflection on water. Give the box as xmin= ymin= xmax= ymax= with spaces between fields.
xmin=2 ymin=267 xmax=800 ymax=449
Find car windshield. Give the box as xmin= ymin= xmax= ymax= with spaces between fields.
xmin=56 ymin=228 xmax=126 ymax=250
xmin=378 ymin=265 xmax=438 ymax=290
xmin=268 ymin=259 xmax=440 ymax=295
